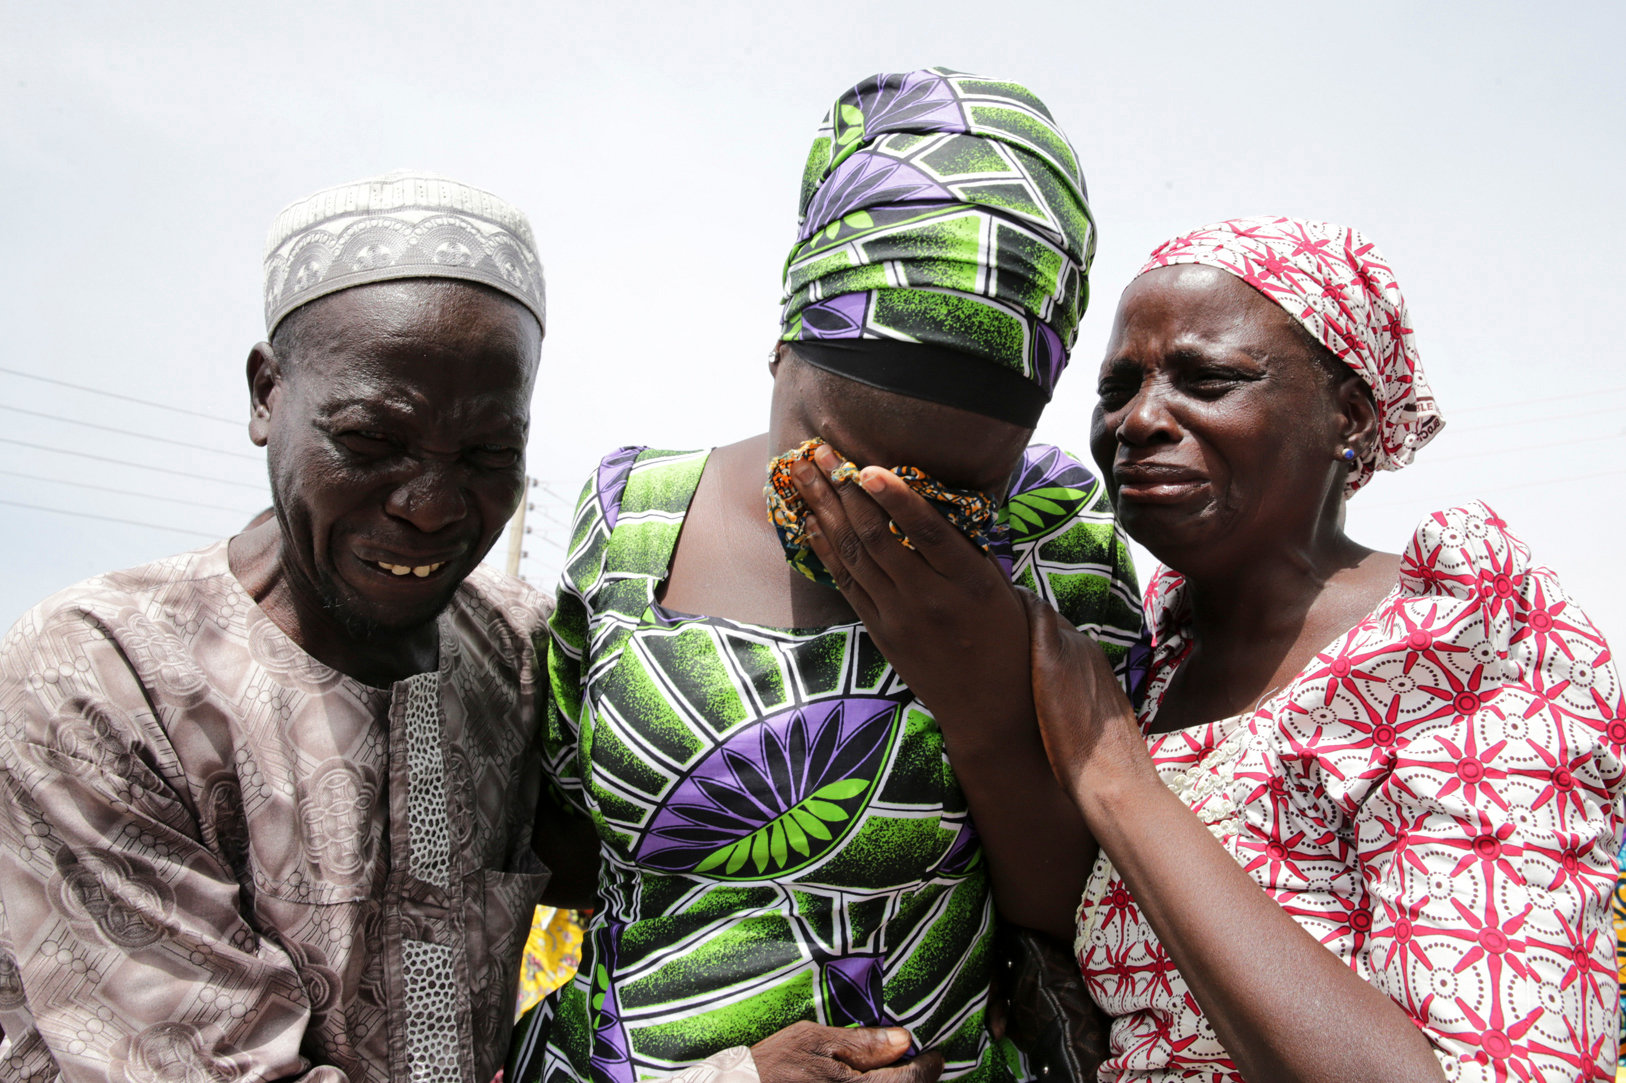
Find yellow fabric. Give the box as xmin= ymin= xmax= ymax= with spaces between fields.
xmin=516 ymin=906 xmax=584 ymax=1015
xmin=1616 ymin=869 xmax=1626 ymax=1072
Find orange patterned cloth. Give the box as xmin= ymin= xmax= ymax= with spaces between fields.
xmin=765 ymin=438 xmax=1005 ymax=587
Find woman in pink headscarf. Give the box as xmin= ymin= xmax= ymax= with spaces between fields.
xmin=787 ymin=217 xmax=1626 ymax=1081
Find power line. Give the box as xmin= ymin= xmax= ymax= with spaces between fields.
xmin=0 ymin=403 xmax=261 ymax=461
xmin=525 ymin=503 xmax=573 ymax=529
xmin=0 ymin=498 xmax=218 ymax=538
xmin=0 ymin=469 xmax=260 ymax=516
xmin=532 ymin=480 xmax=586 ymax=509
xmin=0 ymin=437 xmax=267 ymax=491
xmin=0 ymin=365 xmax=240 ymax=426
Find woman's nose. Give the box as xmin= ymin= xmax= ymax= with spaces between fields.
xmin=1116 ymin=386 xmax=1180 ymax=446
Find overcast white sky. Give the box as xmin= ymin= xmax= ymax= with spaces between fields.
xmin=3 ymin=1 xmax=1623 ymax=642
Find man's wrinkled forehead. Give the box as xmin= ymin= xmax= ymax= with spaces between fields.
xmin=275 ymin=281 xmax=540 ymax=432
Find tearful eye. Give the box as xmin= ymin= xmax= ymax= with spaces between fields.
xmin=337 ymin=431 xmax=398 ymax=455
xmin=1096 ymin=381 xmax=1138 ymax=411
xmin=471 ymin=444 xmax=521 ymax=469
xmin=1185 ymin=366 xmax=1258 ymax=398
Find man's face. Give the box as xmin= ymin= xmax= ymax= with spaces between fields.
xmin=251 ymin=280 xmax=540 ymax=637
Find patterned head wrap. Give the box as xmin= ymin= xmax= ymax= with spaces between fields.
xmin=1139 ymin=216 xmax=1443 ymax=494
xmin=781 ymin=67 xmax=1095 ymax=425
xmin=263 ymin=170 xmax=546 ymax=336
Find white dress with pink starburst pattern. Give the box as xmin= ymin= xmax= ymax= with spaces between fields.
xmin=1078 ymin=503 xmax=1626 ymax=1082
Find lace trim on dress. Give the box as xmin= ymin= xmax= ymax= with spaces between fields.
xmin=1074 ymin=713 xmax=1252 ymax=963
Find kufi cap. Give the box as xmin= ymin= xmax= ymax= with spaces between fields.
xmin=263 ymin=170 xmax=546 ymax=335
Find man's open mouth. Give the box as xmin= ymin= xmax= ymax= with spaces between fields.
xmin=372 ymin=561 xmax=446 ymax=579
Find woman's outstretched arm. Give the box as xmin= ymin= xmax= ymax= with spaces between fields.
xmin=1023 ymin=598 xmax=1448 ymax=1083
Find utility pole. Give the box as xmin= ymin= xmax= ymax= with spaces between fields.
xmin=505 ymin=476 xmax=533 ymax=577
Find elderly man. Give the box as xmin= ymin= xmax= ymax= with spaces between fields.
xmin=0 ymin=171 xmax=553 ymax=1082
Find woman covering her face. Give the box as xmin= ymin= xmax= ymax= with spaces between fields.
xmin=792 ymin=217 xmax=1626 ymax=1081
xmin=510 ymin=69 xmax=1143 ymax=1083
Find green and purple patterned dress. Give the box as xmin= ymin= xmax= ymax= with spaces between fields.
xmin=513 ymin=443 xmax=1140 ymax=1083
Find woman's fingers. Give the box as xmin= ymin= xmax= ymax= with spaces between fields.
xmin=748 ymin=1022 xmax=936 ymax=1083
xmin=789 ymin=456 xmax=894 ymax=605
xmin=806 ymin=448 xmax=937 ymax=583
xmin=791 ymin=447 xmax=923 ymax=589
xmin=792 ymin=443 xmax=980 ymax=583
xmin=1019 ymin=587 xmax=1092 ymax=763
xmin=846 ymin=466 xmax=985 ymax=578
xmin=1018 ymin=588 xmax=1070 ymax=732
xmin=1018 ymin=587 xmax=1065 ymax=673
xmin=861 ymin=1051 xmax=945 ymax=1083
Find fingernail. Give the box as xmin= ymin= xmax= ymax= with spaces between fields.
xmin=804 ymin=512 xmax=820 ymax=537
xmin=811 ymin=444 xmax=840 ymax=471
xmin=859 ymin=468 xmax=886 ymax=493
xmin=791 ymin=461 xmax=817 ymax=486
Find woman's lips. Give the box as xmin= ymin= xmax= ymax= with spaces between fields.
xmin=1114 ymin=465 xmax=1206 ymax=503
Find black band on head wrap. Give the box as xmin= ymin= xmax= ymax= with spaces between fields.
xmin=789 ymin=340 xmax=1048 ymax=428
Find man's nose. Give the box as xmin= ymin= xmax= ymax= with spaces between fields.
xmin=385 ymin=463 xmax=469 ymax=534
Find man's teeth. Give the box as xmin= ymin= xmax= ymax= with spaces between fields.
xmin=375 ymin=561 xmax=445 ymax=578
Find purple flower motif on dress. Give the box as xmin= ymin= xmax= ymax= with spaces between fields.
xmin=799 ymin=293 xmax=869 ymax=340
xmin=1000 ymin=445 xmax=1099 ymax=540
xmin=992 ymin=445 xmax=1102 ymax=573
xmin=823 ymin=954 xmax=888 ymax=1029
xmin=800 ymin=152 xmax=952 ymax=241
xmin=1007 ymin=443 xmax=1096 ymax=497
xmin=597 ymin=446 xmax=643 ymax=531
xmin=588 ymin=922 xmax=634 ymax=1083
xmin=634 ymin=697 xmax=903 ymax=878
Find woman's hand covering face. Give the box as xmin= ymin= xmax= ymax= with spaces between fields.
xmin=766 ymin=437 xmax=1007 ymax=590
xmin=787 ymin=443 xmax=1027 ymax=718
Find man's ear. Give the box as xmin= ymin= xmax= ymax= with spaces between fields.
xmin=247 ymin=342 xmax=282 ymax=448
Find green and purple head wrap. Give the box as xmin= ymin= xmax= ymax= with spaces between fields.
xmin=780 ymin=67 xmax=1095 ymax=426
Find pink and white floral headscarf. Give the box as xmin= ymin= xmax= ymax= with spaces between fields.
xmin=1139 ymin=216 xmax=1444 ymax=495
